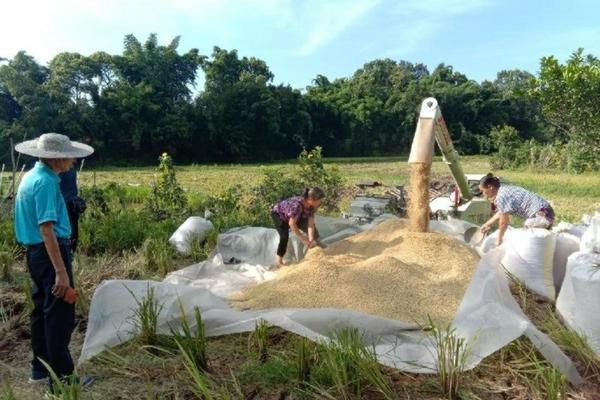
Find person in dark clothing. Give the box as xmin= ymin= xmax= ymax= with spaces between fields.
xmin=59 ymin=166 xmax=85 ymax=253
xmin=14 ymin=133 xmax=94 ymax=389
xmin=271 ymin=187 xmax=325 ymax=268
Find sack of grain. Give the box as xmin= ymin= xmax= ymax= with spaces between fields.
xmin=552 ymin=221 xmax=587 ymax=238
xmin=580 ymin=215 xmax=600 ymax=253
xmin=169 ymin=217 xmax=214 ymax=255
xmin=501 ymin=228 xmax=557 ymax=300
xmin=552 ymin=232 xmax=580 ymax=295
xmin=556 ymin=251 xmax=600 ymax=354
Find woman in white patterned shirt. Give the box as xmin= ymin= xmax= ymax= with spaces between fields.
xmin=478 ymin=173 xmax=554 ymax=246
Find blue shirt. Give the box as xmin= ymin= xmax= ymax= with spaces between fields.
xmin=14 ymin=161 xmax=71 ymax=245
xmin=59 ymin=167 xmax=78 ymax=203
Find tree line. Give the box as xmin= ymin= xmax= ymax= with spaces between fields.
xmin=0 ymin=34 xmax=598 ymax=170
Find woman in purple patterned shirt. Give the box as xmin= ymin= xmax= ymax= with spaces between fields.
xmin=271 ymin=187 xmax=325 ymax=267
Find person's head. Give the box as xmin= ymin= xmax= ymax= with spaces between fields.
xmin=302 ymin=187 xmax=325 ymax=208
xmin=41 ymin=157 xmax=76 ymax=173
xmin=14 ymin=133 xmax=94 ymax=174
xmin=478 ymin=173 xmax=500 ymax=199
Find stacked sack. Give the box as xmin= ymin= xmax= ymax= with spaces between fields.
xmin=478 ymin=227 xmax=557 ymax=300
xmin=502 ymin=228 xmax=557 ymax=299
xmin=556 ymin=213 xmax=600 ymax=354
xmin=551 ymin=221 xmax=588 ymax=294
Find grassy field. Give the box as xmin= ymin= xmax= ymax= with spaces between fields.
xmin=1 ymin=156 xmax=600 ymax=399
xmin=79 ymin=156 xmax=600 ymax=222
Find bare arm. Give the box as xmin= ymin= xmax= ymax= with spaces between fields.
xmin=289 ymin=217 xmax=310 ymax=246
xmin=307 ymin=216 xmax=316 ymax=243
xmin=496 ymin=213 xmax=510 ymax=246
xmin=39 ymin=222 xmax=71 ymax=298
xmin=480 ymin=212 xmax=501 ymax=233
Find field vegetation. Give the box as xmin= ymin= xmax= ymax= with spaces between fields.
xmin=0 ymin=153 xmax=599 ymax=399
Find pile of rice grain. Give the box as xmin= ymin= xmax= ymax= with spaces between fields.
xmin=230 ymin=219 xmax=479 ymax=325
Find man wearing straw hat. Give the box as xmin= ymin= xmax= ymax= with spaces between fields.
xmin=13 ymin=133 xmax=93 ymax=386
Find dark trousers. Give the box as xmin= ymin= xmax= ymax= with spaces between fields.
xmin=271 ymin=212 xmax=319 ymax=257
xmin=26 ymin=240 xmax=75 ymax=378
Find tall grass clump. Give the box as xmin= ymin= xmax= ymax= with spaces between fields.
xmin=142 ymin=237 xmax=176 ymax=277
xmin=296 ymin=337 xmax=314 ymax=385
xmin=127 ymin=284 xmax=164 ymax=346
xmin=248 ymin=320 xmax=270 ymax=363
xmin=0 ymin=246 xmax=12 ymax=282
xmin=543 ymin=309 xmax=600 ymax=381
xmin=176 ymin=340 xmax=234 ymax=400
xmin=39 ymin=359 xmax=82 ymax=400
xmin=169 ymin=300 xmax=208 ymax=372
xmin=429 ymin=317 xmax=471 ymax=400
xmin=503 ymin=339 xmax=568 ymax=400
xmin=528 ymin=359 xmax=567 ymax=400
xmin=316 ymin=329 xmax=396 ymax=400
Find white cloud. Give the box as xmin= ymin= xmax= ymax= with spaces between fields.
xmin=0 ymin=0 xmax=243 ymax=63
xmin=293 ymin=0 xmax=381 ymax=56
xmin=399 ymin=0 xmax=492 ymax=15
xmin=383 ymin=0 xmax=493 ymax=58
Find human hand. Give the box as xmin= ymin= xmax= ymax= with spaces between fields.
xmin=52 ymin=270 xmax=70 ymax=298
xmin=495 ymin=237 xmax=503 ymax=247
xmin=63 ymin=287 xmax=78 ymax=304
xmin=480 ymin=223 xmax=491 ymax=234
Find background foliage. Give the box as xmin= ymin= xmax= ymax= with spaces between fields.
xmin=1 ymin=36 xmax=598 ymax=171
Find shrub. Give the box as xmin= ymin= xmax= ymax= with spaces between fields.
xmin=79 ymin=211 xmax=151 ymax=254
xmin=298 ymin=147 xmax=344 ymax=213
xmin=146 ymin=153 xmax=188 ymax=220
xmin=566 ymin=130 xmax=600 ymax=173
xmin=251 ymin=169 xmax=304 ymax=225
xmin=489 ymin=125 xmax=528 ymax=170
xmin=528 ymin=141 xmax=568 ymax=170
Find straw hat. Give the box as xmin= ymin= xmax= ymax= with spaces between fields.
xmin=15 ymin=133 xmax=94 ymax=158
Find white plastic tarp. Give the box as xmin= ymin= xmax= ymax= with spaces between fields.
xmin=80 ymin=217 xmax=582 ymax=384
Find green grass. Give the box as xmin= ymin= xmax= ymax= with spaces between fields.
xmin=3 ymin=156 xmax=600 ymax=399
xmin=79 ymin=156 xmax=600 ymax=222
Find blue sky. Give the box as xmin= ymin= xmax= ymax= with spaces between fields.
xmin=1 ymin=0 xmax=598 ymax=90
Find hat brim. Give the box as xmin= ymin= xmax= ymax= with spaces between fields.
xmin=15 ymin=139 xmax=94 ymax=159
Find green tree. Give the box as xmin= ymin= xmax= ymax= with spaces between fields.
xmin=0 ymin=52 xmax=54 ymax=154
xmin=200 ymin=47 xmax=284 ymax=160
xmin=103 ymin=34 xmax=204 ymax=160
xmin=531 ymin=49 xmax=600 ymax=171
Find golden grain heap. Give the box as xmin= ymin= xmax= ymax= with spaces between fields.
xmin=231 ymin=219 xmax=479 ymax=326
